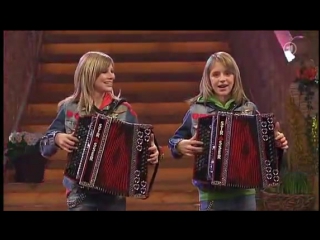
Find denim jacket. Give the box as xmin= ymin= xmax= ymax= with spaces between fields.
xmin=40 ymin=98 xmax=138 ymax=190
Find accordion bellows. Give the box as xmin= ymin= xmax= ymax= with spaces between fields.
xmin=194 ymin=111 xmax=281 ymax=189
xmin=65 ymin=114 xmax=159 ymax=199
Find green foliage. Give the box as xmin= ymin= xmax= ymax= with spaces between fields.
xmin=5 ymin=139 xmax=28 ymax=160
xmin=279 ymin=171 xmax=312 ymax=195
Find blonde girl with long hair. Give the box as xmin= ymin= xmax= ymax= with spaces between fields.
xmin=40 ymin=51 xmax=160 ymax=211
xmin=168 ymin=52 xmax=288 ymax=211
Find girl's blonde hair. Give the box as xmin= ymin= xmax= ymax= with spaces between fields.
xmin=57 ymin=51 xmax=119 ymax=114
xmin=188 ymin=51 xmax=248 ymax=105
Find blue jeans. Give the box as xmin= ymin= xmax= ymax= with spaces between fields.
xmin=66 ymin=187 xmax=126 ymax=211
xmin=199 ymin=194 xmax=257 ymax=211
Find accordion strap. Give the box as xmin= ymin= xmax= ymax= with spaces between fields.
xmin=144 ymin=133 xmax=161 ymax=199
xmin=93 ymin=98 xmax=128 ymax=115
xmin=277 ymin=148 xmax=284 ymax=173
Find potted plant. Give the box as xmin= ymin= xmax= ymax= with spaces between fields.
xmin=260 ymin=169 xmax=315 ymax=211
xmin=4 ymin=131 xmax=47 ymax=183
xmin=261 ymin=53 xmax=319 ymax=211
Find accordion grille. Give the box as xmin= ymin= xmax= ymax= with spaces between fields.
xmin=94 ymin=120 xmax=134 ymax=194
xmin=226 ymin=115 xmax=262 ymax=188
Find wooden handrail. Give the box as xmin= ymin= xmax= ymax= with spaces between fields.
xmin=11 ymin=31 xmax=44 ymax=132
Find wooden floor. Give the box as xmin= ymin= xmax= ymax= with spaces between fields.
xmin=4 ymin=205 xmax=199 ymax=211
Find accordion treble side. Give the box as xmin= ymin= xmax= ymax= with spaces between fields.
xmin=194 ymin=111 xmax=281 ymax=189
xmin=64 ymin=114 xmax=160 ymax=199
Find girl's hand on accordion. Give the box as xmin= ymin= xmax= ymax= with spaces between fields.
xmin=55 ymin=133 xmax=79 ymax=153
xmin=147 ymin=134 xmax=159 ymax=164
xmin=274 ymin=122 xmax=289 ymax=150
xmin=176 ymin=133 xmax=203 ymax=157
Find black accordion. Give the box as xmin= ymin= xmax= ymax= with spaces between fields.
xmin=64 ymin=113 xmax=160 ymax=199
xmin=194 ymin=111 xmax=282 ymax=189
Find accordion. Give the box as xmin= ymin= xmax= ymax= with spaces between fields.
xmin=194 ymin=111 xmax=281 ymax=189
xmin=64 ymin=113 xmax=160 ymax=199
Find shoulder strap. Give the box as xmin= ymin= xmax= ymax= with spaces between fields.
xmin=93 ymin=98 xmax=127 ymax=116
xmin=143 ymin=132 xmax=161 ymax=200
xmin=111 ymin=98 xmax=128 ymax=111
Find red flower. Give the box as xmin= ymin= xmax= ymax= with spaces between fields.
xmin=297 ymin=67 xmax=317 ymax=80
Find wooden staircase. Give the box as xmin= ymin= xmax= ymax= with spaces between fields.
xmin=4 ymin=30 xmax=231 ymax=211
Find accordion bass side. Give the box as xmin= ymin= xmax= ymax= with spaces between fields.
xmin=64 ymin=114 xmax=160 ymax=199
xmin=194 ymin=111 xmax=281 ymax=189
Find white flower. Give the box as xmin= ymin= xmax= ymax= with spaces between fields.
xmin=15 ymin=133 xmax=22 ymax=143
xmin=8 ymin=131 xmax=44 ymax=145
xmin=25 ymin=132 xmax=44 ymax=145
xmin=9 ymin=132 xmax=17 ymax=143
xmin=23 ymin=134 xmax=33 ymax=145
xmin=20 ymin=131 xmax=28 ymax=140
xmin=28 ymin=133 xmax=43 ymax=145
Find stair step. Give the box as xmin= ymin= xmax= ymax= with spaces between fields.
xmin=45 ymin=158 xmax=193 ymax=170
xmin=39 ymin=62 xmax=206 ymax=76
xmin=41 ymin=42 xmax=229 ymax=55
xmin=21 ymin=123 xmax=182 ymax=146
xmin=4 ymin=202 xmax=199 ymax=211
xmin=22 ymin=114 xmax=181 ymax=126
xmin=34 ymin=82 xmax=194 ymax=94
xmin=45 ymin=154 xmax=193 ymax=170
xmin=40 ymin=52 xmax=212 ymax=63
xmin=4 ymin=169 xmax=198 ymax=206
xmin=37 ymin=72 xmax=202 ymax=83
xmin=45 ymin=30 xmax=220 ymax=35
xmin=30 ymin=82 xmax=199 ymax=104
xmin=44 ymin=145 xmax=194 ymax=165
xmin=8 ymin=167 xmax=193 ymax=183
xmin=25 ymin=102 xmax=189 ymax=124
xmin=4 ymin=172 xmax=194 ymax=194
xmin=43 ymin=31 xmax=227 ymax=43
xmin=4 ymin=189 xmax=198 ymax=207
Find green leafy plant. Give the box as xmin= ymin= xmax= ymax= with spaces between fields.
xmin=278 ymin=171 xmax=312 ymax=195
xmin=4 ymin=131 xmax=43 ymax=162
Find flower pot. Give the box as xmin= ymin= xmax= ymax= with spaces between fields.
xmin=3 ymin=157 xmax=15 ymax=183
xmin=260 ymin=190 xmax=315 ymax=211
xmin=12 ymin=152 xmax=47 ymax=183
